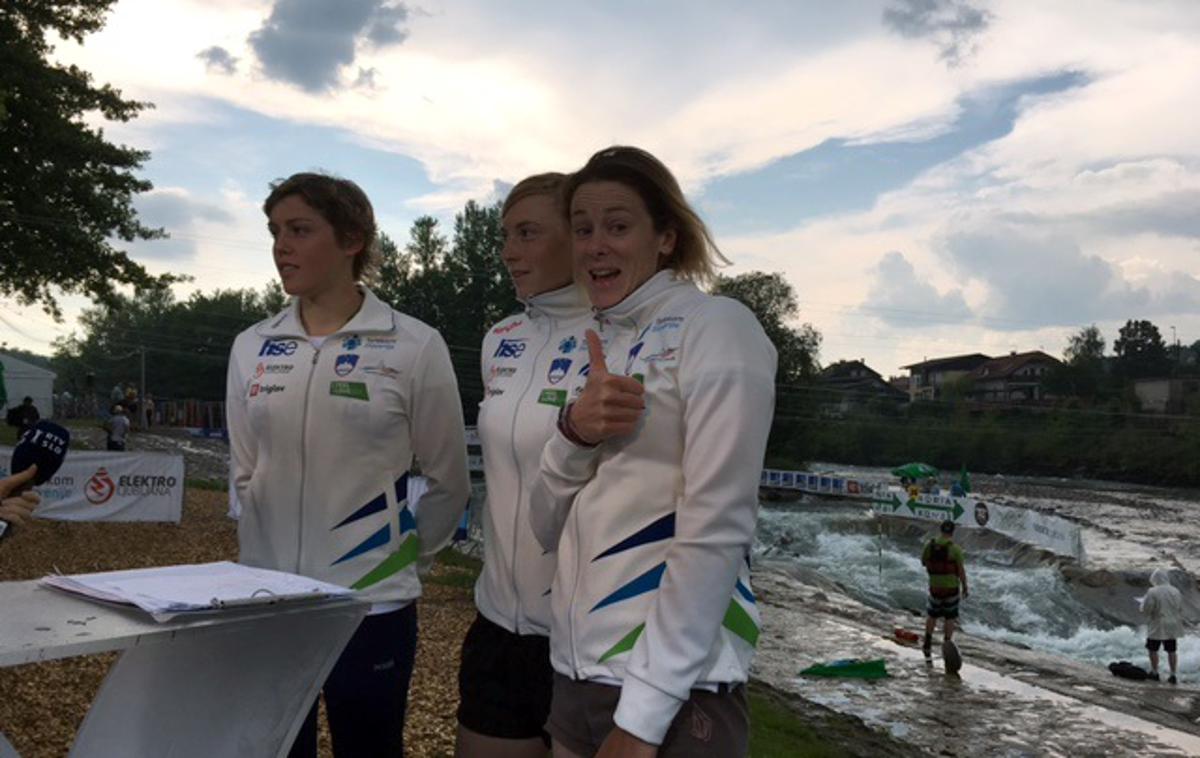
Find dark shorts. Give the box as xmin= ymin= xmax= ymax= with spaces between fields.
xmin=927 ymin=594 xmax=960 ymax=619
xmin=1147 ymin=638 xmax=1178 ymax=653
xmin=106 ymin=439 xmax=125 ymax=451
xmin=457 ymin=612 xmax=554 ymax=741
xmin=545 ymin=673 xmax=749 ymax=757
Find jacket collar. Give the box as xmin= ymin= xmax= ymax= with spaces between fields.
xmin=257 ymin=286 xmax=396 ymax=338
xmin=525 ymin=283 xmax=590 ymax=321
xmin=594 ymin=269 xmax=691 ymax=329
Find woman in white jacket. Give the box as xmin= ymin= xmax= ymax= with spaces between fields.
xmin=530 ymin=147 xmax=777 ymax=758
xmin=1144 ymin=567 xmax=1184 ymax=684
xmin=455 ymin=173 xmax=592 ymax=757
xmin=226 ymin=173 xmax=470 ymax=757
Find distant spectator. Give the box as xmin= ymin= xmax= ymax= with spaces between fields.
xmin=105 ymin=405 xmax=130 ymax=451
xmin=1143 ymin=567 xmax=1184 ymax=684
xmin=144 ymin=393 xmax=156 ymax=428
xmin=124 ymin=386 xmax=139 ymax=428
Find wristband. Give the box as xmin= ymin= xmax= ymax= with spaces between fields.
xmin=558 ymin=402 xmax=598 ymax=448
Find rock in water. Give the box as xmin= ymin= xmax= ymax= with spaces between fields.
xmin=943 ymin=639 xmax=962 ymax=675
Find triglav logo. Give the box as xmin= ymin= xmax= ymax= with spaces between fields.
xmin=86 ymin=468 xmax=116 ymax=505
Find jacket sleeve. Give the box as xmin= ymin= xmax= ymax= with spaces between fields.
xmin=410 ymin=331 xmax=471 ymax=560
xmin=613 ymin=298 xmax=777 ymax=745
xmin=529 ymin=425 xmax=602 ymax=552
xmin=225 ymin=340 xmax=256 ymax=516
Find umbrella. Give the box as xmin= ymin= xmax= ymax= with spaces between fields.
xmin=891 ymin=462 xmax=939 ymax=480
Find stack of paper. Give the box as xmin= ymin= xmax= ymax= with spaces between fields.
xmin=42 ymin=561 xmax=353 ymax=622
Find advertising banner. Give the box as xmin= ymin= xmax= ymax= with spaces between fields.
xmin=870 ymin=488 xmax=1085 ymax=562
xmin=1 ymin=447 xmax=184 ymax=523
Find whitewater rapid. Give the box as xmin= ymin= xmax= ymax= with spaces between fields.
xmin=755 ymin=500 xmax=1200 ymax=683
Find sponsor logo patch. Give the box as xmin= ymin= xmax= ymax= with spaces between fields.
xmin=493 ymin=320 xmax=523 ymax=335
xmin=330 ymin=381 xmax=370 ymax=401
xmin=249 ymin=383 xmax=285 ymax=398
xmin=651 ymin=316 xmax=684 ymax=333
xmin=537 ymin=388 xmax=567 ymax=407
xmin=364 ymin=336 xmax=397 ymax=350
xmin=486 ymin=387 xmax=506 ymax=397
xmin=548 ymin=357 xmax=572 ymax=384
xmin=489 ymin=365 xmax=517 ymax=380
xmin=259 ymin=338 xmax=298 ymax=357
xmin=255 ymin=362 xmax=293 ymax=377
xmin=494 ymin=339 xmax=527 ymax=359
xmin=559 ymin=335 xmax=577 ymax=353
xmin=86 ymin=468 xmax=116 ymax=505
xmin=334 ymin=354 xmax=359 ymax=377
xmin=642 ymin=347 xmax=677 ymax=363
xmin=362 ymin=363 xmax=401 ymax=379
xmin=341 ymin=334 xmax=362 ymax=351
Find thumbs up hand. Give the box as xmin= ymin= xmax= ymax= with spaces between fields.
xmin=565 ymin=329 xmax=646 ymax=445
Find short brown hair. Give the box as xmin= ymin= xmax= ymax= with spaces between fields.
xmin=563 ymin=146 xmax=729 ymax=283
xmin=263 ymin=172 xmax=379 ymax=281
xmin=502 ymin=172 xmax=567 ymax=218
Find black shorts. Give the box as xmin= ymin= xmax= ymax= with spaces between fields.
xmin=457 ymin=612 xmax=553 ymax=741
xmin=1147 ymin=638 xmax=1177 ymax=653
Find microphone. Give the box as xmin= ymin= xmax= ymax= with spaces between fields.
xmin=11 ymin=420 xmax=71 ymax=486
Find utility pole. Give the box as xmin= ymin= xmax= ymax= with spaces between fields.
xmin=140 ymin=345 xmax=147 ymax=429
xmin=1170 ymin=326 xmax=1179 ymax=373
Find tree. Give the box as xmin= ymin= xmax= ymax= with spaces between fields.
xmin=710 ymin=271 xmax=821 ymax=383
xmin=1046 ymin=324 xmax=1108 ymax=400
xmin=53 ymin=284 xmax=285 ymax=401
xmin=442 ymin=200 xmax=518 ymax=348
xmin=1 ymin=0 xmax=175 ymax=318
xmin=1113 ymin=319 xmax=1171 ymax=380
xmin=1065 ymin=324 xmax=1105 ymax=366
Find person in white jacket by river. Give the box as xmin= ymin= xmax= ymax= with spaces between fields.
xmin=455 ymin=172 xmax=592 ymax=757
xmin=226 ymin=172 xmax=469 ymax=757
xmin=529 ymin=146 xmax=777 ymax=758
xmin=1144 ymin=567 xmax=1184 ymax=684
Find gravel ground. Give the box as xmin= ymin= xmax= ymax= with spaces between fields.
xmin=0 ymin=488 xmax=474 ymax=757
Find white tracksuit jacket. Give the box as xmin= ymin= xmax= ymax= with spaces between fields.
xmin=475 ymin=284 xmax=592 ymax=635
xmin=529 ymin=270 xmax=777 ymax=744
xmin=226 ymin=287 xmax=471 ymax=606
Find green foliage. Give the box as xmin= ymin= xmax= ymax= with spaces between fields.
xmin=711 ymin=271 xmax=822 ymax=383
xmin=0 ymin=0 xmax=177 ymax=318
xmin=373 ymin=204 xmax=519 ymax=420
xmin=52 ymin=283 xmax=286 ymax=400
xmin=748 ymin=686 xmax=856 ymax=757
xmin=795 ymin=401 xmax=1200 ymax=486
xmin=1064 ymin=324 xmax=1105 ymax=365
xmin=1114 ymin=319 xmax=1171 ymax=380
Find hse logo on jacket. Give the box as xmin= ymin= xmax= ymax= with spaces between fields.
xmin=226 ymin=287 xmax=471 ymax=606
xmin=475 ymin=284 xmax=592 ymax=635
xmin=529 ymin=271 xmax=777 ymax=745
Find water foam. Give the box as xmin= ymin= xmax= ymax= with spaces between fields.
xmin=755 ymin=502 xmax=1192 ymax=679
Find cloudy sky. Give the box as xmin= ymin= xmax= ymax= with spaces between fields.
xmin=4 ymin=0 xmax=1199 ymax=377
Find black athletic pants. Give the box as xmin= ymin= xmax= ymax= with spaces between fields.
xmin=288 ymin=603 xmax=418 ymax=757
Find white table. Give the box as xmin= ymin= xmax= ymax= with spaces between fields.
xmin=0 ymin=581 xmax=368 ymax=757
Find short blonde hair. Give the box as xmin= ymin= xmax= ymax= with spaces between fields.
xmin=502 ymin=172 xmax=568 ymax=217
xmin=563 ymin=146 xmax=728 ymax=283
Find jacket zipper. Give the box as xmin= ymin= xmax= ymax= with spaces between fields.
xmin=569 ymin=312 xmax=608 ymax=674
xmin=511 ymin=309 xmax=557 ymax=630
xmin=297 ymin=347 xmax=320 ymax=572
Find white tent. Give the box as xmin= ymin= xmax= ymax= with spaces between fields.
xmin=1 ymin=352 xmax=56 ymax=420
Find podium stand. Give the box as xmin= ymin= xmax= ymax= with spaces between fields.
xmin=0 ymin=580 xmax=369 ymax=757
